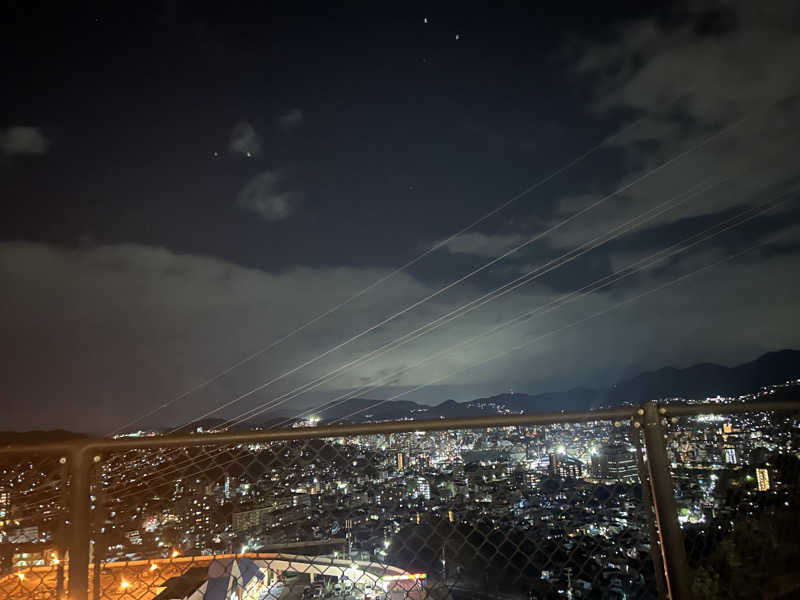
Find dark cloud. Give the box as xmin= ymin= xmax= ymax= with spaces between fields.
xmin=229 ymin=122 xmax=262 ymax=157
xmin=576 ymin=1 xmax=800 ymax=125
xmin=1 ymin=235 xmax=798 ymax=433
xmin=237 ymin=170 xmax=301 ymax=223
xmin=440 ymin=232 xmax=526 ymax=258
xmin=542 ymin=0 xmax=800 ymax=268
xmin=1 ymin=126 xmax=50 ymax=156
xmin=278 ymin=109 xmax=304 ymax=130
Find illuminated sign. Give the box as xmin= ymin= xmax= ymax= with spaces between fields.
xmin=756 ymin=468 xmax=770 ymax=491
xmin=382 ymin=573 xmax=427 ymax=581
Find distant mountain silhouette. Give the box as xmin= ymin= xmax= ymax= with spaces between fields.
xmin=11 ymin=349 xmax=797 ymax=437
xmin=0 ymin=429 xmax=87 ymax=446
xmin=310 ymin=349 xmax=800 ymax=423
xmin=606 ymin=349 xmax=800 ymax=404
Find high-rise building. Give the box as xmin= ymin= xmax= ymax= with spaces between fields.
xmin=549 ymin=453 xmax=582 ymax=478
xmin=417 ymin=477 xmax=430 ymax=500
xmin=724 ymin=448 xmax=737 ymax=465
xmin=592 ymin=444 xmax=637 ymax=481
xmin=756 ymin=468 xmax=770 ymax=491
xmin=0 ymin=490 xmax=9 ymax=521
xmin=0 ymin=490 xmax=9 ymax=542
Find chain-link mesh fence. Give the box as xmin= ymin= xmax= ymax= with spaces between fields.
xmin=0 ymin=452 xmax=69 ymax=599
xmin=0 ymin=413 xmax=692 ymax=600
xmin=0 ymin=417 xmax=656 ymax=600
xmin=664 ymin=407 xmax=800 ymax=600
xmin=3 ymin=405 xmax=799 ymax=600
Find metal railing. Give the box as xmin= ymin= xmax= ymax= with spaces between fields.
xmin=1 ymin=399 xmax=798 ymax=600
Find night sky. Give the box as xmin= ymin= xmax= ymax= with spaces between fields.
xmin=2 ymin=1 xmax=800 ymax=434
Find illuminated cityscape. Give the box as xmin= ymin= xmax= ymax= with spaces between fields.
xmin=1 ymin=382 xmax=798 ymax=598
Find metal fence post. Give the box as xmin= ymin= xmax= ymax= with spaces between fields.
xmin=67 ymin=445 xmax=92 ymax=600
xmin=631 ymin=421 xmax=667 ymax=599
xmin=642 ymin=402 xmax=692 ymax=600
xmin=55 ymin=455 xmax=70 ymax=600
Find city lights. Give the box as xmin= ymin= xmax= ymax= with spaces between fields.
xmin=382 ymin=573 xmax=427 ymax=581
xmin=0 ymin=383 xmax=796 ymax=599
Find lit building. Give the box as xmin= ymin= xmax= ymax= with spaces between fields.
xmin=591 ymin=444 xmax=638 ymax=481
xmin=12 ymin=548 xmax=58 ymax=569
xmin=417 ymin=477 xmax=430 ymax=500
xmin=0 ymin=490 xmax=9 ymax=520
xmin=549 ymin=453 xmax=582 ymax=479
xmin=756 ymin=468 xmax=770 ymax=491
xmin=232 ymin=507 xmax=276 ymax=532
xmin=0 ymin=490 xmax=9 ymax=539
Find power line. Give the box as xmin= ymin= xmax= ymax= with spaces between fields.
xmin=170 ymin=115 xmax=743 ymax=433
xmin=333 ymin=226 xmax=787 ymax=424
xmin=282 ymin=191 xmax=796 ymax=427
xmin=108 ymin=119 xmax=644 ymax=436
xmin=221 ymin=178 xmax=720 ymax=428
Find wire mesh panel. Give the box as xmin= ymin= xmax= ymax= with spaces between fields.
xmin=0 ymin=452 xmax=69 ymax=600
xmin=81 ymin=419 xmax=659 ymax=600
xmin=663 ymin=406 xmax=800 ymax=600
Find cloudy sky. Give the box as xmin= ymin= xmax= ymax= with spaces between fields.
xmin=2 ymin=1 xmax=799 ymax=433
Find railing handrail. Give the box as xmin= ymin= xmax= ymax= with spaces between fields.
xmin=1 ymin=405 xmax=640 ymax=455
xmin=3 ymin=398 xmax=798 ymax=456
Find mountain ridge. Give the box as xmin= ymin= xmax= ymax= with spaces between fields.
xmin=6 ymin=349 xmax=797 ymax=438
xmin=305 ymin=349 xmax=800 ymax=424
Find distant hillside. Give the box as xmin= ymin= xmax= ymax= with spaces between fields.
xmin=309 ymin=349 xmax=800 ymax=423
xmin=167 ymin=418 xmax=252 ymax=434
xmin=8 ymin=349 xmax=797 ymax=436
xmin=606 ymin=349 xmax=800 ymax=404
xmin=0 ymin=429 xmax=87 ymax=446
